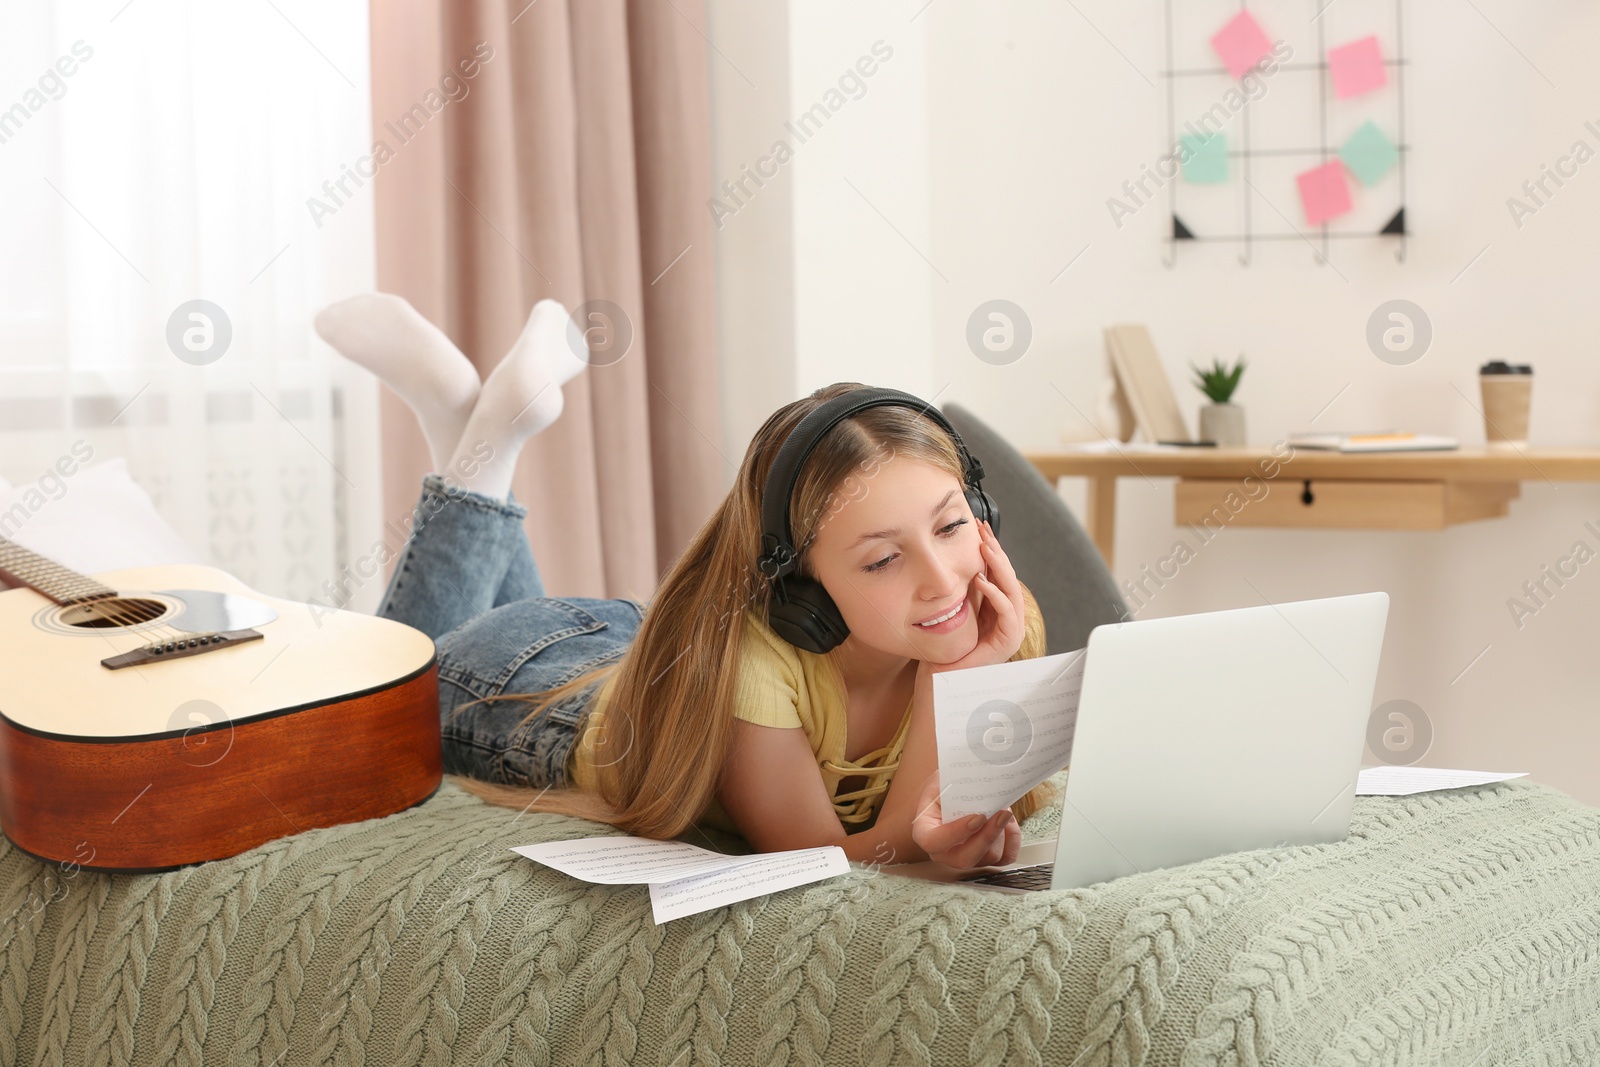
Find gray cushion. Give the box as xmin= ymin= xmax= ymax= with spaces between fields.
xmin=943 ymin=402 xmax=1129 ymax=654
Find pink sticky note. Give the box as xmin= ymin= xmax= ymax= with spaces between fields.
xmin=1296 ymin=162 xmax=1353 ymax=226
xmin=1211 ymin=11 xmax=1274 ymax=79
xmin=1328 ymin=36 xmax=1387 ymax=99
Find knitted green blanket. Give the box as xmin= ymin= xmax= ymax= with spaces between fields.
xmin=1 ymin=774 xmax=1596 ymax=1066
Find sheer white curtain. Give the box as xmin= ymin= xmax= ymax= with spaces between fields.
xmin=0 ymin=1 xmax=382 ymax=608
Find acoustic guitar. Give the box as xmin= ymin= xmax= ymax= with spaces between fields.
xmin=0 ymin=537 xmax=440 ymax=873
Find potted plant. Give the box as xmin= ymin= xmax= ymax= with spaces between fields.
xmin=1189 ymin=355 xmax=1248 ymax=446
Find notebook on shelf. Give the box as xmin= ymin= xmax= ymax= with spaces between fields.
xmin=1287 ymin=430 xmax=1458 ymax=452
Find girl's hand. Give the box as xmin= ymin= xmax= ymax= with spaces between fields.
xmin=933 ymin=518 xmax=1026 ymax=674
xmin=910 ymin=769 xmax=1021 ymax=868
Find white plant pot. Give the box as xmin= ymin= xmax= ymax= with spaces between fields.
xmin=1198 ymin=403 xmax=1246 ymax=446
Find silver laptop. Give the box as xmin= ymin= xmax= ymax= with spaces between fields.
xmin=892 ymin=591 xmax=1390 ymax=892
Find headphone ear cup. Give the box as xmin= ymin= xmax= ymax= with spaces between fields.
xmin=965 ymin=487 xmax=1000 ymax=535
xmin=765 ymin=576 xmax=851 ymax=655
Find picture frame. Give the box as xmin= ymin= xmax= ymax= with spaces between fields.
xmin=1104 ymin=324 xmax=1192 ymax=444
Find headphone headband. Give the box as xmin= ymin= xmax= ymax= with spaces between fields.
xmin=756 ymin=387 xmax=986 ymax=582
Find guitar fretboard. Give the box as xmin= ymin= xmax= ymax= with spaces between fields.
xmin=0 ymin=537 xmax=116 ymax=605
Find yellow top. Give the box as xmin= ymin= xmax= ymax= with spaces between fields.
xmin=567 ymin=609 xmax=912 ymax=836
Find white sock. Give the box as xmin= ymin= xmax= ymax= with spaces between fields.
xmin=445 ymin=299 xmax=591 ymax=499
xmin=313 ymin=293 xmax=481 ymax=473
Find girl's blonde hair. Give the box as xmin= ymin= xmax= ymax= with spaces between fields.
xmin=450 ymin=382 xmax=1058 ymax=838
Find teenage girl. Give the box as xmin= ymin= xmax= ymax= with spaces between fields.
xmin=314 ymin=294 xmax=1057 ymax=870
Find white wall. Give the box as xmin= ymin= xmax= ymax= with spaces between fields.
xmin=708 ymin=2 xmax=934 ymax=456
xmin=705 ymin=0 xmax=797 ymax=461
xmin=710 ymin=0 xmax=1600 ymax=806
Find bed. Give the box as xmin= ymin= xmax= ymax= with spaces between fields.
xmin=5 ymin=413 xmax=1596 ymax=1064
xmin=1 ymin=769 xmax=1597 ymax=1066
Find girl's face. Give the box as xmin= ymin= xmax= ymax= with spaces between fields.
xmin=805 ymin=455 xmax=983 ymax=663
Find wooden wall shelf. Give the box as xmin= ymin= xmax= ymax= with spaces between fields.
xmin=1025 ymin=446 xmax=1600 ymax=569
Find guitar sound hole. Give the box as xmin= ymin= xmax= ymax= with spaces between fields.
xmin=59 ymin=598 xmax=171 ymax=629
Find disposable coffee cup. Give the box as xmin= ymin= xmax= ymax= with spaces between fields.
xmin=1479 ymin=360 xmax=1532 ymax=449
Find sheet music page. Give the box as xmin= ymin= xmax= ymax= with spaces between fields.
xmin=1355 ymin=766 xmax=1527 ymax=795
xmin=512 ymin=837 xmax=851 ymax=923
xmin=510 ymin=836 xmax=771 ymax=884
xmin=931 ymin=647 xmax=1086 ymax=823
xmin=648 ymin=847 xmax=850 ymax=924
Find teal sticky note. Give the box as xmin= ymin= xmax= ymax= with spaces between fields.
xmin=1180 ymin=132 xmax=1229 ymax=183
xmin=1338 ymin=120 xmax=1398 ymax=185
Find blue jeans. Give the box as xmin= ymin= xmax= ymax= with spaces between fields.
xmin=377 ymin=474 xmax=646 ymax=788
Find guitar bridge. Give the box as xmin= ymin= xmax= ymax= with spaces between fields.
xmin=100 ymin=629 xmax=265 ymax=670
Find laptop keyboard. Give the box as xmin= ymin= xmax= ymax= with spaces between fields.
xmin=967 ymin=862 xmax=1055 ymax=891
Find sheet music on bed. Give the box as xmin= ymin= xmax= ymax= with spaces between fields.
xmin=931 ymin=647 xmax=1086 ymax=824
xmin=1355 ymin=766 xmax=1528 ymax=795
xmin=646 ymin=847 xmax=850 ymax=922
xmin=511 ymin=837 xmax=849 ymax=924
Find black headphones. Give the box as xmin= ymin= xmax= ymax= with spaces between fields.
xmin=755 ymin=387 xmax=1000 ymax=654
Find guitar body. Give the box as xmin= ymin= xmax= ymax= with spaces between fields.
xmin=0 ymin=563 xmax=440 ymax=873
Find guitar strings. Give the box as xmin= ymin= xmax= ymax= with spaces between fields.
xmin=0 ymin=541 xmax=153 ymax=633
xmin=89 ymin=596 xmax=199 ymax=648
xmin=86 ymin=596 xmax=162 ymax=634
xmin=1 ymin=537 xmax=222 ymax=649
xmin=1 ymin=546 xmax=187 ymax=649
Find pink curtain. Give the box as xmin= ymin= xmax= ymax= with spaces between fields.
xmin=367 ymin=0 xmax=723 ymax=600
